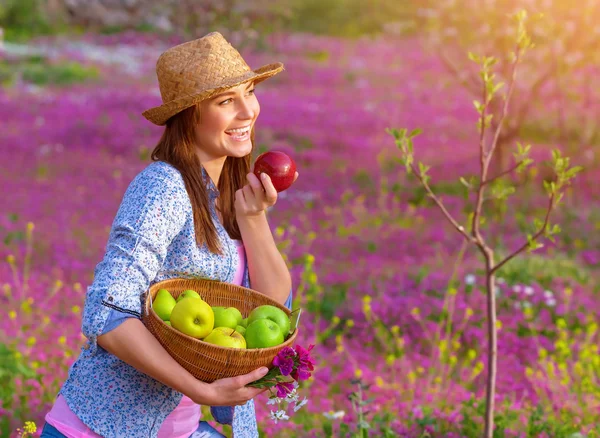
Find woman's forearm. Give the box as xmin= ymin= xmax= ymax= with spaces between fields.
xmin=237 ymin=211 xmax=291 ymax=305
xmin=97 ymin=318 xmax=214 ymax=404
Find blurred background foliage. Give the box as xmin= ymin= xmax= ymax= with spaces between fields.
xmin=0 ymin=0 xmax=420 ymax=41
xmin=2 ymin=0 xmax=598 ymax=162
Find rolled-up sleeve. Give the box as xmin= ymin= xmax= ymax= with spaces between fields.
xmin=81 ymin=167 xmax=187 ymax=356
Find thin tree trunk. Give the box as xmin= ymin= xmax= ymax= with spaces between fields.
xmin=484 ymin=252 xmax=497 ymax=438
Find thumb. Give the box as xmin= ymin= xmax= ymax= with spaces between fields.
xmin=239 ymin=367 xmax=269 ymax=386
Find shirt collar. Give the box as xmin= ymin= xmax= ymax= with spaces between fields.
xmin=201 ymin=166 xmax=220 ymax=201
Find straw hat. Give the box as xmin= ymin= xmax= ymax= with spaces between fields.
xmin=142 ymin=32 xmax=284 ymax=125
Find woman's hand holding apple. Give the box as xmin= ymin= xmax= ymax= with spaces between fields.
xmin=192 ymin=367 xmax=270 ymax=406
xmin=235 ymin=171 xmax=298 ymax=219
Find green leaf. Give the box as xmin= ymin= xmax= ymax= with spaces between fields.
xmin=468 ymin=52 xmax=480 ymax=63
xmin=410 ymin=128 xmax=423 ymax=138
xmin=565 ymin=165 xmax=583 ymax=179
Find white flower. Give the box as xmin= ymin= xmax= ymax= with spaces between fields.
xmin=285 ymin=390 xmax=300 ymax=404
xmin=294 ymin=397 xmax=308 ymax=412
xmin=270 ymin=410 xmax=290 ymax=423
xmin=514 ymin=302 xmax=522 ymax=310
xmin=522 ymin=301 xmax=532 ymax=309
xmin=513 ymin=285 xmax=522 ymax=293
xmin=546 ymin=298 xmax=557 ymax=307
xmin=465 ymin=274 xmax=476 ymax=285
xmin=544 ymin=290 xmax=554 ymax=299
xmin=324 ymin=410 xmax=345 ymax=420
xmin=267 ymin=397 xmax=282 ymax=405
xmin=524 ymin=286 xmax=534 ymax=296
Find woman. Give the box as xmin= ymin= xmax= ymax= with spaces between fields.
xmin=41 ymin=31 xmax=297 ymax=438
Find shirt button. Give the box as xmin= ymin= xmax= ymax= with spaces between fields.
xmin=108 ymin=296 xmax=114 ymax=302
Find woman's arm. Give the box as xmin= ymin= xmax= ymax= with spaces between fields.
xmin=235 ymin=172 xmax=297 ymax=305
xmin=98 ymin=318 xmax=268 ymax=406
xmin=237 ymin=212 xmax=292 ymax=305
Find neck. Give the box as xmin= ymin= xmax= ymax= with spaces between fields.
xmin=198 ymin=154 xmax=227 ymax=188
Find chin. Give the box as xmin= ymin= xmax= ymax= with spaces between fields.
xmin=227 ymin=143 xmax=253 ymax=158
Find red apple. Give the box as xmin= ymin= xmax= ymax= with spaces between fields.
xmin=253 ymin=151 xmax=296 ymax=192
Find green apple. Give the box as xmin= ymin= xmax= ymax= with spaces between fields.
xmin=203 ymin=327 xmax=247 ymax=349
xmin=235 ymin=325 xmax=246 ymax=336
xmin=245 ymin=319 xmax=284 ymax=349
xmin=170 ymin=298 xmax=214 ymax=339
xmin=153 ymin=289 xmax=177 ymax=321
xmin=240 ymin=317 xmax=249 ymax=328
xmin=248 ymin=305 xmax=291 ymax=336
xmin=165 ymin=321 xmax=172 ymax=326
xmin=212 ymin=306 xmax=243 ymax=329
xmin=177 ymin=289 xmax=202 ymax=302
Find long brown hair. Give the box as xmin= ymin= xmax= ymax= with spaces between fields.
xmin=150 ymin=103 xmax=254 ymax=255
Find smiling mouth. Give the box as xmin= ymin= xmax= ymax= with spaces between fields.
xmin=225 ymin=125 xmax=251 ymax=140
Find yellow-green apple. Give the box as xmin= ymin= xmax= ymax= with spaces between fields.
xmin=203 ymin=327 xmax=246 ymax=349
xmin=153 ymin=289 xmax=177 ymax=321
xmin=248 ymin=305 xmax=290 ymax=336
xmin=165 ymin=321 xmax=172 ymax=326
xmin=177 ymin=289 xmax=202 ymax=302
xmin=170 ymin=298 xmax=214 ymax=339
xmin=235 ymin=325 xmax=246 ymax=336
xmin=212 ymin=306 xmax=243 ymax=329
xmin=245 ymin=319 xmax=284 ymax=349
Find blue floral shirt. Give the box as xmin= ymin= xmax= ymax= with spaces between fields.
xmin=59 ymin=161 xmax=292 ymax=438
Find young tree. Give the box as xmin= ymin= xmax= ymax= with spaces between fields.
xmin=387 ymin=11 xmax=582 ymax=437
xmin=416 ymin=0 xmax=600 ymax=174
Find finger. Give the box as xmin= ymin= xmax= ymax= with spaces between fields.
xmin=235 ymin=188 xmax=246 ymax=206
xmin=242 ymin=184 xmax=255 ymax=205
xmin=234 ymin=189 xmax=247 ymax=214
xmin=240 ymin=386 xmax=267 ymax=401
xmin=237 ymin=367 xmax=270 ymax=387
xmin=246 ymin=173 xmax=265 ymax=200
xmin=293 ymin=171 xmax=299 ymax=183
xmin=259 ymin=173 xmax=278 ymax=204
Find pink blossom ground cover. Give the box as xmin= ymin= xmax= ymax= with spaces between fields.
xmin=1 ymin=30 xmax=599 ymax=437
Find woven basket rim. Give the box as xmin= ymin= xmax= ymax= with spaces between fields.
xmin=145 ymin=278 xmax=297 ymax=352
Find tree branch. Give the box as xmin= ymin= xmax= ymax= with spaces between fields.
xmin=481 ymin=160 xmax=523 ymax=186
xmin=490 ymin=193 xmax=555 ymax=275
xmin=488 ymin=47 xmax=521 ymax=160
xmin=409 ymin=163 xmax=478 ymax=246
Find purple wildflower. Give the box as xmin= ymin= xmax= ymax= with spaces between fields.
xmin=291 ymin=344 xmax=315 ymax=381
xmin=275 ymin=381 xmax=296 ymax=398
xmin=273 ymin=346 xmax=296 ymax=376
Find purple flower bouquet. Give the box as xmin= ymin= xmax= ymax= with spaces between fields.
xmin=247 ymin=344 xmax=315 ymax=422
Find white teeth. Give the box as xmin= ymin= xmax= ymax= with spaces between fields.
xmin=226 ymin=126 xmax=250 ymax=134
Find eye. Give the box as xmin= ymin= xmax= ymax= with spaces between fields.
xmin=218 ymin=89 xmax=256 ymax=106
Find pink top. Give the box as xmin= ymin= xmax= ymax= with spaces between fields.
xmin=46 ymin=240 xmax=247 ymax=438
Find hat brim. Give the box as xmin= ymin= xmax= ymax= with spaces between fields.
xmin=142 ymin=62 xmax=284 ymax=126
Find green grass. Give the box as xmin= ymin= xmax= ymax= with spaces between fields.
xmin=0 ymin=57 xmax=99 ymax=87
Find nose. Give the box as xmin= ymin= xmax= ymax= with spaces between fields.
xmin=237 ymin=97 xmax=258 ymax=121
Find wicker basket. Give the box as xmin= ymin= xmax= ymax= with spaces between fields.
xmin=142 ymin=278 xmax=298 ymax=383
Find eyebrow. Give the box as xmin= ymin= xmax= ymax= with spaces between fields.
xmin=212 ymin=82 xmax=254 ymax=100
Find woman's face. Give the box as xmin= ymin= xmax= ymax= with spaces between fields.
xmin=195 ymin=81 xmax=260 ymax=162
